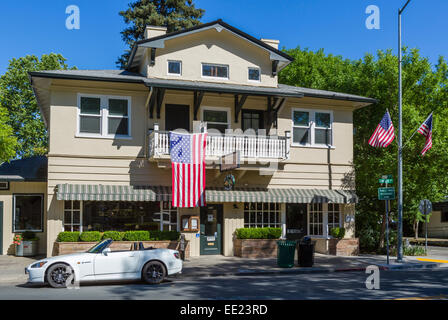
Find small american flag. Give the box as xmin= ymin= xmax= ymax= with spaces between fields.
xmin=417 ymin=112 xmax=433 ymax=156
xmin=368 ymin=110 xmax=395 ymax=148
xmin=170 ymin=132 xmax=207 ymax=207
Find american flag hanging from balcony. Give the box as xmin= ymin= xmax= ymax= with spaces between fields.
xmin=169 ymin=132 xmax=207 ymax=207
xmin=368 ymin=110 xmax=395 ymax=148
xmin=417 ymin=112 xmax=433 ymax=156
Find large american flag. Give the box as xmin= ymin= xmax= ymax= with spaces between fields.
xmin=169 ymin=132 xmax=207 ymax=207
xmin=417 ymin=112 xmax=433 ymax=156
xmin=368 ymin=110 xmax=395 ymax=147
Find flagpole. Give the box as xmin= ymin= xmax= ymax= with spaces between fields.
xmin=397 ymin=0 xmax=411 ymax=263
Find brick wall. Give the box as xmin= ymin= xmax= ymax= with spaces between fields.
xmin=234 ymin=239 xmax=278 ymax=258
xmin=328 ymin=238 xmax=359 ymax=256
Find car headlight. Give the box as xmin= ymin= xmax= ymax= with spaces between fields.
xmin=31 ymin=261 xmax=48 ymax=268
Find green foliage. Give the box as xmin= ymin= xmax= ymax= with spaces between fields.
xmin=330 ymin=227 xmax=346 ymax=239
xmin=0 ymin=53 xmax=76 ymax=158
xmin=0 ymin=107 xmax=17 ymax=162
xmin=123 ymin=230 xmax=150 ymax=241
xmin=117 ymin=0 xmax=205 ymax=68
xmin=280 ymin=46 xmax=448 ymax=251
xmin=56 ymin=232 xmax=80 ymax=242
xmin=403 ymin=245 xmax=426 ymax=256
xmin=102 ymin=231 xmax=125 ymax=241
xmin=150 ymin=230 xmax=180 ymax=241
xmin=236 ymin=227 xmax=282 ymax=239
xmin=79 ymin=231 xmax=102 ymax=242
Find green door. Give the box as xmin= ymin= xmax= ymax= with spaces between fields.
xmin=0 ymin=201 xmax=3 ymax=254
xmin=200 ymin=204 xmax=223 ymax=255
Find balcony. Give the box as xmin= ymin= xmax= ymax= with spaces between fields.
xmin=149 ymin=125 xmax=291 ymax=162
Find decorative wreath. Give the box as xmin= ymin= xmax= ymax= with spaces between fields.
xmin=224 ymin=174 xmax=235 ymax=191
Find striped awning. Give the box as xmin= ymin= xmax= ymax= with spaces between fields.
xmin=56 ymin=184 xmax=357 ymax=204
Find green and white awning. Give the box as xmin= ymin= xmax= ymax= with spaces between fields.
xmin=56 ymin=184 xmax=357 ymax=204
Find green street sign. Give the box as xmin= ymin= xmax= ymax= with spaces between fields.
xmin=378 ymin=178 xmax=393 ymax=184
xmin=381 ymin=175 xmax=393 ymax=179
xmin=378 ymin=187 xmax=396 ymax=200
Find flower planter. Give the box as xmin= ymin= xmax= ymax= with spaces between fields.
xmin=15 ymin=240 xmax=38 ymax=257
xmin=53 ymin=240 xmax=190 ymax=258
xmin=328 ymin=238 xmax=359 ymax=256
xmin=234 ymin=239 xmax=279 ymax=258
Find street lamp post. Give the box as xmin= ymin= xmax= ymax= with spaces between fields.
xmin=397 ymin=0 xmax=411 ymax=263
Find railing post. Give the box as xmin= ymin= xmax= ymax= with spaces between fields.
xmin=154 ymin=123 xmax=159 ymax=157
xmin=285 ymin=131 xmax=291 ymax=160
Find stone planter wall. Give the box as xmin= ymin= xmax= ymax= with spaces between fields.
xmin=234 ymin=239 xmax=279 ymax=258
xmin=53 ymin=240 xmax=190 ymax=259
xmin=328 ymin=238 xmax=359 ymax=256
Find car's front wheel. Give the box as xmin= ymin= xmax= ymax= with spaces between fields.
xmin=46 ymin=263 xmax=74 ymax=288
xmin=142 ymin=261 xmax=166 ymax=285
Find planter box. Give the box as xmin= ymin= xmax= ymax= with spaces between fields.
xmin=234 ymin=239 xmax=279 ymax=258
xmin=15 ymin=240 xmax=38 ymax=257
xmin=53 ymin=240 xmax=190 ymax=259
xmin=328 ymin=238 xmax=359 ymax=256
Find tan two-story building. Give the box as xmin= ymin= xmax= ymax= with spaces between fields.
xmin=0 ymin=20 xmax=375 ymax=257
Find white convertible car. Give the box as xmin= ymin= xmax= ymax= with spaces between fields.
xmin=25 ymin=239 xmax=183 ymax=288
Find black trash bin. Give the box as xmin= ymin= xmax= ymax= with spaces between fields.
xmin=298 ymin=236 xmax=315 ymax=267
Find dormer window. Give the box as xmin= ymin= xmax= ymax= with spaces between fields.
xmin=167 ymin=60 xmax=182 ymax=76
xmin=202 ymin=63 xmax=228 ymax=79
xmin=248 ymin=67 xmax=260 ymax=82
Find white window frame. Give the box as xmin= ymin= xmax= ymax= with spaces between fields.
xmin=63 ymin=200 xmax=83 ymax=232
xmin=243 ymin=202 xmax=281 ymax=228
xmin=201 ymin=106 xmax=231 ymax=132
xmin=291 ymin=108 xmax=334 ymax=148
xmin=13 ymin=194 xmax=44 ymax=233
xmin=167 ymin=60 xmax=182 ymax=76
xmin=248 ymin=67 xmax=261 ymax=82
xmin=307 ymin=203 xmax=324 ymax=237
xmin=76 ymin=93 xmax=132 ymax=140
xmin=201 ymin=63 xmax=229 ymax=80
xmin=159 ymin=201 xmax=179 ymax=231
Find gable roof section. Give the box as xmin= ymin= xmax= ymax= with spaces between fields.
xmin=0 ymin=156 xmax=48 ymax=182
xmin=126 ymin=19 xmax=294 ymax=72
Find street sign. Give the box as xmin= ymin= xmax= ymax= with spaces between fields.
xmin=378 ymin=178 xmax=393 ymax=184
xmin=382 ymin=174 xmax=393 ymax=179
xmin=419 ymin=199 xmax=432 ymax=215
xmin=378 ymin=187 xmax=395 ymax=200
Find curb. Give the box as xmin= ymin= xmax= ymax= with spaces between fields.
xmin=179 ymin=262 xmax=441 ymax=279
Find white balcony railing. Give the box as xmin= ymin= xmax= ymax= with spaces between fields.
xmin=149 ymin=126 xmax=291 ymax=160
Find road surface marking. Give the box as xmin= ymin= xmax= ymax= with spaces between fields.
xmin=416 ymin=258 xmax=448 ymax=263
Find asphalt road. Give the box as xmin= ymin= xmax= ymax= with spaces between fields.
xmin=0 ymin=268 xmax=447 ymax=300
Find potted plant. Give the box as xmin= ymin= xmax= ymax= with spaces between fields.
xmin=14 ymin=232 xmax=39 ymax=257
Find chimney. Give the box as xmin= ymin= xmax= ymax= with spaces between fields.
xmin=144 ymin=25 xmax=168 ymax=39
xmin=260 ymin=38 xmax=279 ymax=50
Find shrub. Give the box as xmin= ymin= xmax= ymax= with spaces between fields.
xmin=102 ymin=231 xmax=125 ymax=241
xmin=330 ymin=227 xmax=346 ymax=239
xmin=123 ymin=231 xmax=150 ymax=241
xmin=79 ymin=231 xmax=102 ymax=242
xmin=57 ymin=232 xmax=80 ymax=242
xmin=236 ymin=227 xmax=281 ymax=239
xmin=150 ymin=230 xmax=180 ymax=241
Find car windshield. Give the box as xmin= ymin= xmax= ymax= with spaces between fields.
xmin=87 ymin=239 xmax=112 ymax=253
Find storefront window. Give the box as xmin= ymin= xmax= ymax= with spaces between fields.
xmin=244 ymin=202 xmax=281 ymax=228
xmin=309 ymin=203 xmax=323 ymax=236
xmin=64 ymin=200 xmax=81 ymax=232
xmin=13 ymin=194 xmax=44 ymax=232
xmin=327 ymin=203 xmax=341 ymax=234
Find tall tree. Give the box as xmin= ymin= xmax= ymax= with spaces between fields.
xmin=279 ymin=47 xmax=448 ymax=251
xmin=0 ymin=53 xmax=76 ymax=158
xmin=117 ymin=0 xmax=205 ymax=68
xmin=0 ymin=106 xmax=17 ymax=162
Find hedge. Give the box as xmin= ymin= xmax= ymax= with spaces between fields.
xmin=57 ymin=231 xmax=80 ymax=242
xmin=102 ymin=231 xmax=125 ymax=241
xmin=122 ymin=231 xmax=150 ymax=241
xmin=235 ymin=227 xmax=282 ymax=239
xmin=79 ymin=231 xmax=102 ymax=242
xmin=56 ymin=230 xmax=180 ymax=242
xmin=330 ymin=227 xmax=346 ymax=239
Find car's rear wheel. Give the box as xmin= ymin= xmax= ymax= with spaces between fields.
xmin=142 ymin=261 xmax=166 ymax=285
xmin=46 ymin=263 xmax=74 ymax=288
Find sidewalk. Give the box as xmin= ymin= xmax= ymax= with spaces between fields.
xmin=0 ymin=255 xmax=43 ymax=284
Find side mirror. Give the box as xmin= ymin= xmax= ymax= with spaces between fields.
xmin=102 ymin=248 xmax=111 ymax=255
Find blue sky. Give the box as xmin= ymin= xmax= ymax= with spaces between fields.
xmin=0 ymin=0 xmax=446 ymax=74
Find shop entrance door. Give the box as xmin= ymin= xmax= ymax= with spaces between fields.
xmin=286 ymin=204 xmax=307 ymax=240
xmin=200 ymin=204 xmax=223 ymax=255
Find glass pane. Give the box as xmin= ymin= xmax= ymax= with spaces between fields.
xmin=202 ymin=65 xmax=228 ymax=78
xmin=248 ymin=68 xmax=260 ymax=81
xmin=170 ymin=213 xmax=177 ymax=223
xmin=14 ymin=195 xmax=43 ymax=231
xmin=80 ymin=116 xmax=101 ymax=134
xmin=316 ymin=112 xmax=331 ymax=128
xmin=72 ymin=225 xmax=80 ymax=232
xmin=270 ymin=212 xmax=275 ymax=224
xmin=293 ymin=127 xmax=309 ymax=144
xmin=250 ymin=212 xmax=255 ymax=224
xmin=64 ymin=225 xmax=72 ymax=232
xmin=207 ymin=123 xmax=228 ymax=133
xmin=80 ymin=97 xmax=100 ymax=115
xmin=109 ymin=99 xmax=128 ymax=116
xmin=64 ymin=201 xmax=71 ymax=210
xmin=203 ymin=110 xmax=227 ymax=123
xmin=293 ymin=111 xmax=309 ymax=126
xmin=168 ymin=61 xmax=181 ymax=74
xmin=72 ymin=211 xmax=80 ymax=224
xmin=256 ymin=212 xmax=262 ymax=224
xmin=108 ymin=117 xmax=129 ymax=135
xmin=64 ymin=211 xmax=71 ymax=224
xmin=73 ymin=201 xmax=80 ymax=210
xmin=315 ymin=128 xmax=331 ymax=145
xmin=244 ymin=211 xmax=249 ymax=224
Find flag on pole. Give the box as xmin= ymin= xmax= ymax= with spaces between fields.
xmin=417 ymin=112 xmax=433 ymax=156
xmin=368 ymin=110 xmax=395 ymax=147
xmin=170 ymin=132 xmax=207 ymax=207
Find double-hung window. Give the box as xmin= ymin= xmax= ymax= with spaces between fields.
xmin=78 ymin=94 xmax=131 ymax=138
xmin=292 ymin=109 xmax=333 ymax=147
xmin=327 ymin=203 xmax=341 ymax=235
xmin=13 ymin=194 xmax=44 ymax=232
xmin=309 ymin=203 xmax=323 ymax=236
xmin=248 ymin=67 xmax=260 ymax=82
xmin=167 ymin=60 xmax=182 ymax=76
xmin=202 ymin=107 xmax=230 ymax=133
xmin=202 ymin=63 xmax=229 ymax=79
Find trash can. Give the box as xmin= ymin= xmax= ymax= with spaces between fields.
xmin=298 ymin=236 xmax=315 ymax=267
xmin=277 ymin=240 xmax=297 ymax=268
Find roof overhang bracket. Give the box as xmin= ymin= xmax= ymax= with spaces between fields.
xmin=234 ymin=94 xmax=248 ymax=123
xmin=272 ymin=60 xmax=279 ymax=76
xmin=193 ymin=91 xmax=205 ymax=120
